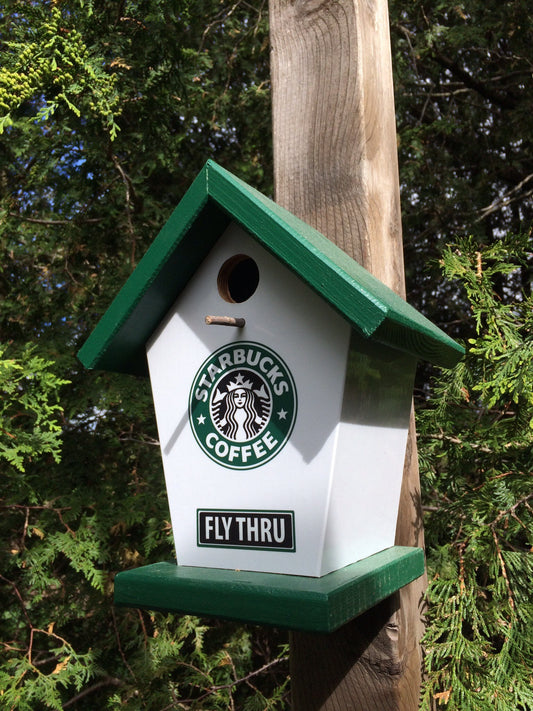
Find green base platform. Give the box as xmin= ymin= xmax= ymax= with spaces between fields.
xmin=114 ymin=546 xmax=424 ymax=633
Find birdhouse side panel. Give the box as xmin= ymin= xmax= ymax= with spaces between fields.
xmin=320 ymin=338 xmax=417 ymax=575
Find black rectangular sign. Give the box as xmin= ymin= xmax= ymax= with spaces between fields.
xmin=197 ymin=509 xmax=295 ymax=552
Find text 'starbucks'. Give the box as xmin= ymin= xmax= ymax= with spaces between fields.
xmin=189 ymin=342 xmax=297 ymax=470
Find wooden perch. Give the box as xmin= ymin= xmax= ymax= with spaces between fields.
xmin=205 ymin=315 xmax=245 ymax=328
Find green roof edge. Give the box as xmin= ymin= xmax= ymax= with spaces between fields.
xmin=78 ymin=159 xmax=464 ymax=375
xmin=77 ymin=164 xmax=214 ymax=374
xmin=205 ymin=161 xmax=464 ymax=368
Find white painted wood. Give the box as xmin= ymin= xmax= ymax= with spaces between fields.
xmin=321 ymin=339 xmax=416 ymax=574
xmin=146 ymin=223 xmax=414 ymax=577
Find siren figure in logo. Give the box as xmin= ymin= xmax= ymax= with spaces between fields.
xmin=190 ymin=342 xmax=296 ymax=469
xmin=211 ymin=371 xmax=271 ymax=442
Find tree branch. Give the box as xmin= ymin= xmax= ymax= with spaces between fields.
xmin=0 ymin=573 xmax=33 ymax=629
xmin=62 ymin=677 xmax=124 ymax=708
xmin=171 ymin=655 xmax=289 ymax=708
xmin=474 ymin=173 xmax=533 ymax=223
xmin=111 ymin=154 xmax=137 ymax=265
xmin=420 ymin=432 xmax=494 ymax=453
xmin=432 ymin=52 xmax=518 ymax=110
xmin=8 ymin=213 xmax=104 ymax=226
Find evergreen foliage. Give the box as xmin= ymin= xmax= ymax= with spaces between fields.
xmin=0 ymin=4 xmax=121 ymax=137
xmin=0 ymin=345 xmax=67 ymax=471
xmin=1 ymin=2 xmax=287 ymax=709
xmin=0 ymin=0 xmax=531 ymax=708
xmin=418 ymin=236 xmax=533 ymax=710
xmin=390 ymin=0 xmax=533 ymax=328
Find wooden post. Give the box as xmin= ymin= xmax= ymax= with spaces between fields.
xmin=269 ymin=0 xmax=426 ymax=709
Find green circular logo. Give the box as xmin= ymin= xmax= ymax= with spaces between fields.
xmin=189 ymin=342 xmax=297 ymax=470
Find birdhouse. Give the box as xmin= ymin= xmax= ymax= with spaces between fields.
xmin=78 ymin=160 xmax=463 ymax=630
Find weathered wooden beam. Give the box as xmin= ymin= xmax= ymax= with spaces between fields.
xmin=269 ymin=0 xmax=426 ymax=708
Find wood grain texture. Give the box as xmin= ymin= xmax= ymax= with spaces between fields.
xmin=270 ymin=0 xmax=426 ymax=708
xmin=270 ymin=0 xmax=405 ymax=295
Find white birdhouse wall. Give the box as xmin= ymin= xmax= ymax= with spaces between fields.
xmin=146 ymin=222 xmax=415 ymax=577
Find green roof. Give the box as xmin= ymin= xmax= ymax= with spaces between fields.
xmin=78 ymin=160 xmax=464 ymax=375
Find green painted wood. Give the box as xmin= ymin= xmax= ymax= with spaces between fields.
xmin=78 ymin=160 xmax=464 ymax=375
xmin=77 ymin=166 xmax=228 ymax=376
xmin=113 ymin=546 xmax=424 ymax=633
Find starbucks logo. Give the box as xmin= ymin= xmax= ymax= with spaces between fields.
xmin=189 ymin=342 xmax=297 ymax=469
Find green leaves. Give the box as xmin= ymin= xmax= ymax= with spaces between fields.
xmin=418 ymin=235 xmax=533 ymax=710
xmin=2 ymin=0 xmax=530 ymax=707
xmin=0 ymin=4 xmax=281 ymax=706
xmin=0 ymin=4 xmax=121 ymax=139
xmin=390 ymin=0 xmax=533 ymax=332
xmin=440 ymin=235 xmax=533 ymax=411
xmin=0 ymin=643 xmax=95 ymax=711
xmin=0 ymin=345 xmax=68 ymax=472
